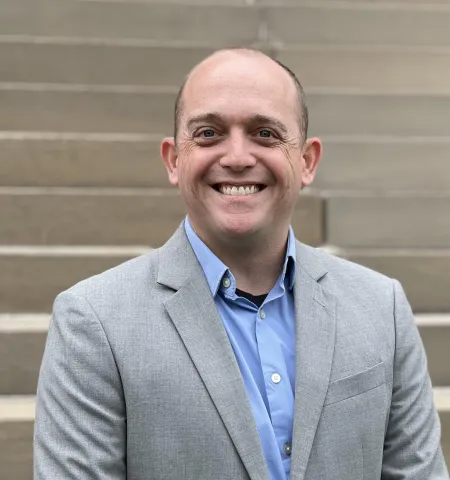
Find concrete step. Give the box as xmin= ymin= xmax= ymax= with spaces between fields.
xmin=5 ymin=0 xmax=450 ymax=47
xmin=261 ymin=0 xmax=450 ymax=3
xmin=4 ymin=39 xmax=450 ymax=93
xmin=0 ymin=38 xmax=213 ymax=86
xmin=0 ymin=315 xmax=48 ymax=395
xmin=278 ymin=46 xmax=450 ymax=92
xmin=0 ymin=85 xmax=177 ymax=134
xmin=1 ymin=314 xmax=448 ymax=396
xmin=1 ymin=134 xmax=449 ymax=191
xmin=0 ymin=187 xmax=323 ymax=246
xmin=0 ymin=0 xmax=259 ymax=45
xmin=335 ymin=247 xmax=450 ymax=313
xmin=0 ymin=133 xmax=164 ymax=188
xmin=1 ymin=389 xmax=449 ymax=480
xmin=325 ymin=192 xmax=450 ymax=248
xmin=5 ymin=86 xmax=450 ymax=137
xmin=316 ymin=136 xmax=450 ymax=191
xmin=417 ymin=316 xmax=450 ymax=387
xmin=0 ymin=246 xmax=148 ymax=312
xmin=1 ymin=246 xmax=449 ymax=313
xmin=264 ymin=3 xmax=450 ymax=47
xmin=0 ymin=396 xmax=34 ymax=480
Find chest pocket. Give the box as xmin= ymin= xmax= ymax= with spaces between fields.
xmin=324 ymin=362 xmax=386 ymax=406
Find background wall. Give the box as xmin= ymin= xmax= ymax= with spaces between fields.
xmin=0 ymin=0 xmax=449 ymax=478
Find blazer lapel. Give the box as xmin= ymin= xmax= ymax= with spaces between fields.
xmin=158 ymin=226 xmax=269 ymax=480
xmin=290 ymin=244 xmax=337 ymax=480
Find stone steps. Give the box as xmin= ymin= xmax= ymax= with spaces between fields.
xmin=1 ymin=246 xmax=450 ymax=313
xmin=0 ymin=133 xmax=163 ymax=188
xmin=1 ymin=134 xmax=450 ymax=191
xmin=4 ymin=38 xmax=450 ymax=93
xmin=5 ymin=0 xmax=450 ymax=47
xmin=0 ymin=315 xmax=48 ymax=395
xmin=5 ymin=86 xmax=450 ymax=136
xmin=4 ymin=186 xmax=450 ymax=249
xmin=2 ymin=313 xmax=449 ymax=395
xmin=337 ymin=248 xmax=450 ymax=312
xmin=325 ymin=192 xmax=450 ymax=248
xmin=0 ymin=396 xmax=34 ymax=480
xmin=0 ymin=246 xmax=148 ymax=312
xmin=0 ymin=187 xmax=323 ymax=246
xmin=1 ymin=389 xmax=448 ymax=480
xmin=315 ymin=136 xmax=450 ymax=191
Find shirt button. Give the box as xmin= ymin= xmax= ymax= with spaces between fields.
xmin=259 ymin=309 xmax=266 ymax=319
xmin=271 ymin=373 xmax=281 ymax=384
xmin=284 ymin=442 xmax=292 ymax=456
xmin=222 ymin=278 xmax=231 ymax=288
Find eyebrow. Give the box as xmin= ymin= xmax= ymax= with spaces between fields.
xmin=185 ymin=112 xmax=289 ymax=135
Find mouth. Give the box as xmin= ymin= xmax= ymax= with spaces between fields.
xmin=212 ymin=184 xmax=266 ymax=196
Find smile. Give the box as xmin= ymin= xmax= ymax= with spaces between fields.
xmin=214 ymin=184 xmax=265 ymax=196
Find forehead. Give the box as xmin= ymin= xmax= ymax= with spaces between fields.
xmin=181 ymin=53 xmax=298 ymax=126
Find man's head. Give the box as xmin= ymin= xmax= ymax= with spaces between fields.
xmin=174 ymin=50 xmax=309 ymax=142
xmin=161 ymin=48 xmax=322 ymax=250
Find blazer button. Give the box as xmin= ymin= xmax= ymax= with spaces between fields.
xmin=284 ymin=442 xmax=292 ymax=456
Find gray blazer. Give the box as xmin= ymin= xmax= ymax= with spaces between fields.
xmin=34 ymin=225 xmax=449 ymax=480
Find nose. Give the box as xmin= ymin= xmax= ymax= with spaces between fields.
xmin=219 ymin=131 xmax=256 ymax=172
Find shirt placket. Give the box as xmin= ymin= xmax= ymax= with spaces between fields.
xmin=255 ymin=300 xmax=295 ymax=473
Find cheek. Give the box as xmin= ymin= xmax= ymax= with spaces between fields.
xmin=176 ymin=143 xmax=209 ymax=196
xmin=275 ymin=144 xmax=303 ymax=189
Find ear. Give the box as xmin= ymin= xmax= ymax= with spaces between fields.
xmin=301 ymin=137 xmax=322 ymax=187
xmin=160 ymin=137 xmax=179 ymax=186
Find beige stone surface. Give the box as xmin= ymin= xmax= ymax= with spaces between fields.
xmin=0 ymin=395 xmax=34 ymax=480
xmin=0 ymin=315 xmax=49 ymax=395
xmin=341 ymin=249 xmax=450 ymax=312
xmin=315 ymin=139 xmax=450 ymax=191
xmin=0 ymin=88 xmax=177 ymax=134
xmin=416 ymin=316 xmax=450 ymax=387
xmin=0 ymin=136 xmax=166 ymax=188
xmin=278 ymin=48 xmax=450 ymax=92
xmin=326 ymin=194 xmax=450 ymax=248
xmin=306 ymin=93 xmax=450 ymax=138
xmin=265 ymin=5 xmax=450 ymax=46
xmin=0 ymin=0 xmax=259 ymax=45
xmin=0 ymin=188 xmax=322 ymax=246
xmin=0 ymin=247 xmax=144 ymax=312
xmin=0 ymin=41 xmax=214 ymax=86
xmin=6 ymin=89 xmax=450 ymax=137
xmin=6 ymin=41 xmax=450 ymax=94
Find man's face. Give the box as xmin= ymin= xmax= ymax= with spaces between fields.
xmin=162 ymin=52 xmax=321 ymax=247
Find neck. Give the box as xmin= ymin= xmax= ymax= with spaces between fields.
xmin=194 ymin=224 xmax=290 ymax=296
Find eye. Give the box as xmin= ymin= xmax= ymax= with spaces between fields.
xmin=200 ymin=129 xmax=216 ymax=138
xmin=258 ymin=129 xmax=273 ymax=138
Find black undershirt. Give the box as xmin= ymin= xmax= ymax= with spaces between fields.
xmin=235 ymin=288 xmax=268 ymax=308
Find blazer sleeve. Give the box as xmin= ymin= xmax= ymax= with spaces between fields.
xmin=381 ymin=280 xmax=449 ymax=479
xmin=34 ymin=291 xmax=126 ymax=479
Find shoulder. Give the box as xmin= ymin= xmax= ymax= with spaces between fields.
xmin=297 ymin=242 xmax=395 ymax=303
xmin=61 ymin=248 xmax=161 ymax=306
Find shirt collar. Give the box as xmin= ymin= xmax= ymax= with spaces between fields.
xmin=184 ymin=216 xmax=297 ymax=297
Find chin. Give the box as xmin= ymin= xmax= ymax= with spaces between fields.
xmin=216 ymin=215 xmax=262 ymax=240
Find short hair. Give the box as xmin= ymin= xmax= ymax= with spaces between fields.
xmin=173 ymin=48 xmax=309 ymax=141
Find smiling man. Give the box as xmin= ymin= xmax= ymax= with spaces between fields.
xmin=34 ymin=49 xmax=449 ymax=480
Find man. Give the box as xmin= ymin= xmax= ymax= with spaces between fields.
xmin=34 ymin=48 xmax=449 ymax=479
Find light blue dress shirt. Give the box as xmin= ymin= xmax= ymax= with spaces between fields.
xmin=184 ymin=218 xmax=296 ymax=480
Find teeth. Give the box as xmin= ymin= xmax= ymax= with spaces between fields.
xmin=219 ymin=185 xmax=261 ymax=196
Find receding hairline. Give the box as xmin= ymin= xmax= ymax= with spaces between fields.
xmin=173 ymin=47 xmax=308 ymax=141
